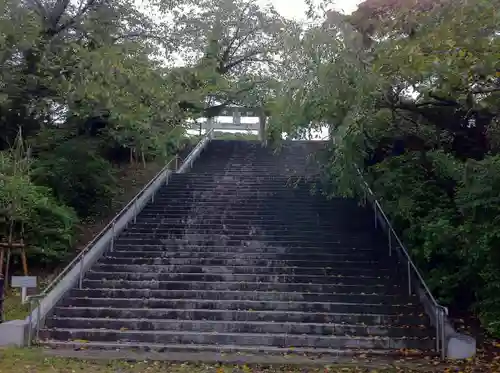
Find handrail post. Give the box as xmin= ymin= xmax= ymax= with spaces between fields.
xmin=79 ymin=255 xmax=84 ymax=289
xmin=407 ymin=260 xmax=412 ymax=295
xmin=28 ymin=300 xmax=33 ymax=347
xmin=440 ymin=307 xmax=446 ymax=359
xmin=110 ymin=221 xmax=116 ymax=252
xmin=388 ymin=230 xmax=392 ymax=256
xmin=436 ymin=308 xmax=441 ymax=354
xmin=36 ymin=302 xmax=41 ymax=341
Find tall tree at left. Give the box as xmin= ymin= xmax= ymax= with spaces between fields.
xmin=0 ymin=0 xmax=177 ymax=150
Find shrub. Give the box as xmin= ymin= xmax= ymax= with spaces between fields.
xmin=32 ymin=140 xmax=117 ymax=218
xmin=0 ymin=152 xmax=77 ymax=265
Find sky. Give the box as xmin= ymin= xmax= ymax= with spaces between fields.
xmin=258 ymin=0 xmax=362 ymax=19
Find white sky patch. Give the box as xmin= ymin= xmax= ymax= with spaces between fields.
xmin=257 ymin=0 xmax=361 ymax=20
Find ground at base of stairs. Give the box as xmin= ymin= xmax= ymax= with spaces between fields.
xmin=1 ymin=348 xmax=499 ymax=373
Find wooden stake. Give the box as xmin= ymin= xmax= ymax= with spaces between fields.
xmin=20 ymin=248 xmax=28 ymax=276
xmin=4 ymin=221 xmax=13 ymax=286
xmin=20 ymin=230 xmax=28 ymax=276
xmin=0 ymin=248 xmax=4 ymax=278
xmin=4 ymin=248 xmax=10 ymax=288
xmin=0 ymin=242 xmax=24 ymax=248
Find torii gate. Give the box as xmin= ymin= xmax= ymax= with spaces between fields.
xmin=191 ymin=105 xmax=268 ymax=141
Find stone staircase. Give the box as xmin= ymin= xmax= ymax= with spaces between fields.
xmin=40 ymin=140 xmax=436 ymax=360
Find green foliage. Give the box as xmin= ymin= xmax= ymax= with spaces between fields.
xmin=32 ymin=140 xmax=117 ymax=218
xmin=0 ymin=0 xmax=292 ymax=271
xmin=0 ymin=137 xmax=77 ymax=265
xmin=267 ymin=0 xmax=500 ymax=336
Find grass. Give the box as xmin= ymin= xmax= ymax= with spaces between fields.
xmin=2 ymin=290 xmax=30 ymax=321
xmin=2 ymin=346 xmax=499 ymax=372
xmin=0 ymin=347 xmax=436 ymax=373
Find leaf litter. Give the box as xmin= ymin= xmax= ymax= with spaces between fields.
xmin=1 ymin=346 xmax=500 ymax=373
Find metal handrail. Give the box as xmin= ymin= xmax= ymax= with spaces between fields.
xmin=354 ymin=165 xmax=448 ymax=359
xmin=33 ymin=156 xmax=178 ymax=300
xmin=26 ymin=128 xmax=215 ymax=345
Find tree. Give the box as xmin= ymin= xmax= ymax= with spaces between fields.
xmin=157 ymin=0 xmax=293 ymax=118
xmin=0 ymin=0 xmax=181 ymax=152
xmin=267 ymin=0 xmax=500 ymax=337
xmin=0 ymin=0 xmax=188 ymax=266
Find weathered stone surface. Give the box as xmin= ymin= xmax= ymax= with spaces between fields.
xmin=40 ymin=140 xmax=444 ymax=358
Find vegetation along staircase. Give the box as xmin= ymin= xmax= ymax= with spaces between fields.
xmin=37 ymin=138 xmax=450 ymax=360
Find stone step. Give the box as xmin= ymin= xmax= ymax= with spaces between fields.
xmin=45 ymin=317 xmax=432 ymax=338
xmin=115 ymin=237 xmax=378 ymax=247
xmin=141 ymin=202 xmax=340 ymax=209
xmin=135 ymin=211 xmax=350 ymax=219
xmin=137 ymin=210 xmax=364 ymax=220
xmin=60 ymin=297 xmax=415 ymax=315
xmin=98 ymin=257 xmax=385 ymax=269
xmin=165 ymin=179 xmax=312 ymax=185
xmin=39 ymin=340 xmax=431 ymax=359
xmin=154 ymin=192 xmax=324 ymax=198
xmin=162 ymin=184 xmax=318 ymax=190
xmin=84 ymin=271 xmax=391 ymax=285
xmin=137 ymin=210 xmax=345 ymax=218
xmin=134 ymin=215 xmax=348 ymax=223
xmin=157 ymin=187 xmax=320 ymax=193
xmin=120 ymin=225 xmax=373 ymax=234
xmin=40 ymin=328 xmax=435 ymax=350
xmin=91 ymin=264 xmax=392 ymax=277
xmin=53 ymin=307 xmax=426 ymax=326
xmin=171 ymin=170 xmax=317 ymax=174
xmin=110 ymin=245 xmax=378 ymax=256
xmin=170 ymin=169 xmax=316 ymax=174
xmin=134 ymin=214 xmax=364 ymax=223
xmin=114 ymin=238 xmax=379 ymax=246
xmin=131 ymin=221 xmax=355 ymax=229
xmin=124 ymin=222 xmax=372 ymax=234
xmin=135 ymin=210 xmax=357 ymax=217
xmin=164 ymin=183 xmax=314 ymax=189
xmin=120 ymin=229 xmax=374 ymax=239
xmin=157 ymin=189 xmax=320 ymax=194
xmin=151 ymin=199 xmax=330 ymax=206
xmin=125 ymin=226 xmax=373 ymax=235
xmin=125 ymin=220 xmax=371 ymax=228
xmin=130 ymin=219 xmax=371 ymax=230
xmin=81 ymin=280 xmax=401 ymax=294
xmin=70 ymin=288 xmax=407 ymax=304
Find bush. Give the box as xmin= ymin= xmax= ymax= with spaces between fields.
xmin=0 ymin=152 xmax=77 ymax=265
xmin=365 ymin=151 xmax=500 ymax=336
xmin=32 ymin=140 xmax=117 ymax=218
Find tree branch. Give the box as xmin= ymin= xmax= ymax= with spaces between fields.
xmin=48 ymin=0 xmax=71 ymax=29
xmin=112 ymin=32 xmax=165 ymax=43
xmin=472 ymin=87 xmax=500 ymax=94
xmin=25 ymin=0 xmax=48 ymax=19
xmin=219 ymin=49 xmax=265 ymax=74
xmin=51 ymin=0 xmax=100 ymax=36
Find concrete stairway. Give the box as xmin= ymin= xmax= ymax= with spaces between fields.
xmin=40 ymin=140 xmax=436 ymax=359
